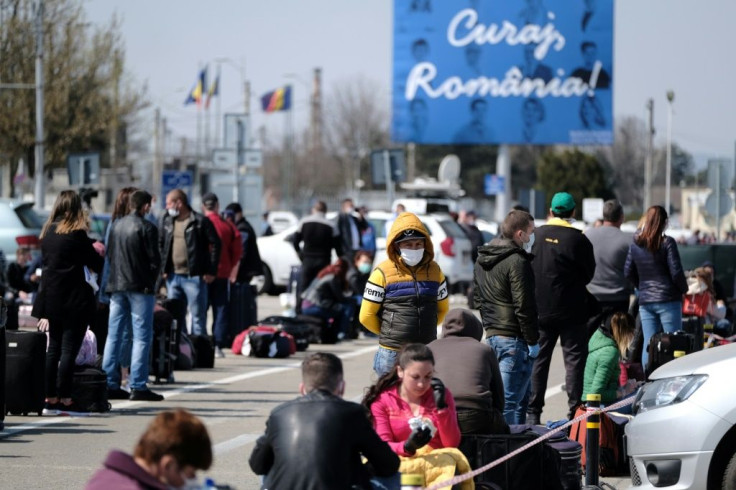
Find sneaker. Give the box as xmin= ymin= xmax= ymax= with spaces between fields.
xmin=214 ymin=347 xmax=225 ymax=358
xmin=57 ymin=401 xmax=89 ymax=414
xmin=43 ymin=401 xmax=61 ymax=415
xmin=129 ymin=389 xmax=165 ymax=402
xmin=107 ymin=388 xmax=131 ymax=400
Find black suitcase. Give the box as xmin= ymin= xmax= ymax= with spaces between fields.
xmin=528 ymin=425 xmax=582 ymax=490
xmin=459 ymin=428 xmax=546 ymax=489
xmin=0 ymin=326 xmax=5 ymax=429
xmin=157 ymin=297 xmax=186 ymax=347
xmin=71 ymin=367 xmax=111 ymax=412
xmin=681 ymin=316 xmax=704 ymax=351
xmin=646 ymin=330 xmax=696 ymax=376
xmin=150 ymin=308 xmax=178 ymax=384
xmin=229 ymin=282 xmax=258 ymax=338
xmin=258 ymin=315 xmax=312 ymax=351
xmin=190 ymin=335 xmax=215 ymax=368
xmin=5 ymin=330 xmax=46 ymax=416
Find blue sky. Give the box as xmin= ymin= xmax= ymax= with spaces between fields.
xmin=85 ymin=0 xmax=736 ymax=164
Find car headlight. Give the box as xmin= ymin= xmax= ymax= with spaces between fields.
xmin=633 ymin=375 xmax=708 ymax=414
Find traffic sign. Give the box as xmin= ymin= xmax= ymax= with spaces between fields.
xmin=582 ymin=198 xmax=605 ymax=224
xmin=484 ymin=174 xmax=505 ymax=196
xmin=162 ymin=170 xmax=194 ymax=199
xmin=67 ymin=152 xmax=100 ymax=186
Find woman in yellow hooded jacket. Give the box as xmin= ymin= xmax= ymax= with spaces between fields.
xmin=360 ymin=212 xmax=450 ymax=376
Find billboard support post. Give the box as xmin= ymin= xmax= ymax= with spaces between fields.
xmin=494 ymin=145 xmax=511 ymax=222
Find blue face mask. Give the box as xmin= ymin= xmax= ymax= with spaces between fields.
xmin=358 ymin=262 xmax=372 ymax=274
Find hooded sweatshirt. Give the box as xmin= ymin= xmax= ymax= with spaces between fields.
xmin=359 ymin=212 xmax=449 ymax=350
xmin=428 ymin=309 xmax=505 ymax=412
xmin=473 ymin=237 xmax=539 ymax=345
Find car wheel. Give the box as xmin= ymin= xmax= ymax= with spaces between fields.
xmin=723 ymin=451 xmax=736 ymax=490
xmin=259 ymin=263 xmax=275 ymax=295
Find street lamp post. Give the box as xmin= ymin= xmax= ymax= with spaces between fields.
xmin=665 ymin=90 xmax=675 ymax=215
xmin=33 ymin=0 xmax=45 ymax=209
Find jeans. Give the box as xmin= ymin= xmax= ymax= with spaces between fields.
xmin=373 ymin=346 xmax=399 ymax=377
xmin=302 ymin=302 xmax=354 ymax=338
xmin=208 ymin=278 xmax=230 ymax=348
xmin=487 ymin=336 xmax=534 ymax=425
xmin=103 ymin=292 xmax=155 ymax=391
xmin=166 ymin=273 xmax=208 ymax=336
xmin=640 ymin=301 xmax=683 ymax=367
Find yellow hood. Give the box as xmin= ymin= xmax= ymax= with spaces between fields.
xmin=386 ymin=212 xmax=434 ymax=265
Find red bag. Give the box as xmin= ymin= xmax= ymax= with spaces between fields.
xmin=682 ymin=293 xmax=710 ymax=318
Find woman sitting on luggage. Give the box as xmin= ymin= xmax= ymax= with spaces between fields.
xmin=583 ymin=312 xmax=638 ymax=414
xmin=363 ymin=344 xmax=472 ymax=489
xmin=300 ymin=258 xmax=354 ymax=340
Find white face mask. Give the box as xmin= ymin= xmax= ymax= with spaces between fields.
xmin=167 ymin=207 xmax=180 ymax=218
xmin=170 ymin=477 xmax=200 ymax=490
xmin=524 ymin=232 xmax=535 ymax=253
xmin=400 ymin=248 xmax=424 ymax=267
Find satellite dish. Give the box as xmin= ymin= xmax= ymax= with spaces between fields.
xmin=438 ymin=155 xmax=461 ymax=184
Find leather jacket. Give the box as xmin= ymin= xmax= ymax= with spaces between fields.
xmin=106 ymin=212 xmax=161 ymax=294
xmin=624 ymin=234 xmax=688 ymax=304
xmin=249 ymin=390 xmax=399 ymax=490
xmin=159 ymin=210 xmax=221 ymax=277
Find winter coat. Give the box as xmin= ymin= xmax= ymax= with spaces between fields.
xmin=205 ymin=211 xmax=242 ymax=280
xmin=532 ymin=218 xmax=596 ymax=323
xmin=233 ymin=217 xmax=263 ymax=282
xmin=624 ymin=234 xmax=687 ymax=305
xmin=85 ymin=450 xmax=167 ymax=490
xmin=583 ymin=328 xmax=620 ymax=404
xmin=473 ymin=237 xmax=538 ymax=344
xmin=359 ymin=212 xmax=449 ymax=349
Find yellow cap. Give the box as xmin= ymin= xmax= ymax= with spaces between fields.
xmin=401 ymin=474 xmax=425 ymax=485
xmin=674 ymin=350 xmax=686 ymax=358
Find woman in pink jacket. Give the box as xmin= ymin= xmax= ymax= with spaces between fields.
xmin=363 ymin=343 xmax=461 ymax=457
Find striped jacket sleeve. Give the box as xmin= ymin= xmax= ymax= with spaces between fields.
xmin=359 ymin=268 xmax=386 ymax=335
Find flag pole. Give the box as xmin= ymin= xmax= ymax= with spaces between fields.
xmin=215 ymin=62 xmax=222 ymax=148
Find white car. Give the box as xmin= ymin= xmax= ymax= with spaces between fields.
xmin=625 ymin=342 xmax=736 ymax=489
xmin=255 ymin=225 xmax=301 ymax=294
xmin=367 ymin=211 xmax=474 ymax=290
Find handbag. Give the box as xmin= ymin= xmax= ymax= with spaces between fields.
xmin=682 ymin=292 xmax=710 ymax=318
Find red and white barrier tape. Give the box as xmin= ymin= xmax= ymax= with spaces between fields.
xmin=424 ymin=397 xmax=635 ymax=490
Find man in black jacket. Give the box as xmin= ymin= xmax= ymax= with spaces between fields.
xmin=224 ymin=202 xmax=263 ymax=330
xmin=473 ymin=209 xmax=539 ymax=425
xmin=104 ymin=190 xmax=163 ymax=401
xmin=527 ymin=192 xmax=596 ymax=423
xmin=249 ymin=352 xmax=400 ymax=490
xmin=337 ymin=198 xmax=364 ymax=263
xmin=292 ymin=200 xmax=342 ymax=292
xmin=159 ymin=189 xmax=221 ymax=338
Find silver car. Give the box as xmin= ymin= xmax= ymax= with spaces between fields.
xmin=0 ymin=199 xmax=43 ymax=263
xmin=626 ymin=342 xmax=736 ymax=489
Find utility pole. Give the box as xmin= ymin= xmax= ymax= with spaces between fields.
xmin=644 ymin=98 xmax=654 ymax=211
xmin=153 ymin=108 xmax=162 ymax=204
xmin=33 ymin=0 xmax=45 ymax=209
xmin=310 ymin=67 xmax=323 ymax=153
xmin=244 ymin=81 xmax=251 ymax=115
xmin=665 ymin=90 xmax=675 ymax=215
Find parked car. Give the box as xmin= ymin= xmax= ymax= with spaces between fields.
xmin=255 ymin=225 xmax=301 ymax=295
xmin=368 ymin=211 xmax=474 ymax=291
xmin=0 ymin=199 xmax=43 ymax=263
xmin=266 ymin=210 xmax=299 ymax=235
xmin=626 ymin=342 xmax=736 ymax=489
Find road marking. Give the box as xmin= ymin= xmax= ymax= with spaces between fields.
xmin=545 ymin=383 xmax=565 ymax=400
xmin=0 ymin=345 xmax=379 ymax=440
xmin=214 ymin=433 xmax=261 ymax=455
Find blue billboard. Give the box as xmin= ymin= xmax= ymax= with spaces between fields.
xmin=392 ymin=0 xmax=614 ymax=145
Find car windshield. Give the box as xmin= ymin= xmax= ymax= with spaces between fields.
xmin=15 ymin=204 xmax=43 ymax=228
xmin=438 ymin=219 xmax=468 ymax=239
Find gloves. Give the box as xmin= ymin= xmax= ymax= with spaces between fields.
xmin=430 ymin=377 xmax=447 ymax=410
xmin=528 ymin=343 xmax=540 ymax=359
xmin=403 ymin=426 xmax=433 ymax=455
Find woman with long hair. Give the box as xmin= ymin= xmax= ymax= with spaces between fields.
xmin=32 ymin=190 xmax=105 ymax=412
xmin=363 ymin=344 xmax=469 ymax=488
xmin=624 ymin=205 xmax=688 ymax=368
xmin=583 ymin=312 xmax=638 ymax=413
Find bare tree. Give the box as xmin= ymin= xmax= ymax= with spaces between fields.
xmin=595 ymin=116 xmax=648 ymax=210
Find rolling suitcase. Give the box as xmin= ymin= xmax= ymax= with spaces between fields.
xmin=71 ymin=367 xmax=111 ymax=412
xmin=229 ymin=282 xmax=258 ymax=339
xmin=190 ymin=335 xmax=215 ymax=368
xmin=681 ymin=316 xmax=704 ymax=351
xmin=646 ymin=330 xmax=696 ymax=376
xmin=5 ymin=330 xmax=46 ymax=416
xmin=527 ymin=424 xmax=582 ymax=490
xmin=150 ymin=307 xmax=178 ymax=384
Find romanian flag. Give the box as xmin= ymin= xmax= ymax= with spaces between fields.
xmin=184 ymin=68 xmax=207 ymax=106
xmin=260 ymin=86 xmax=292 ymax=113
xmin=205 ymin=74 xmax=219 ymax=109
